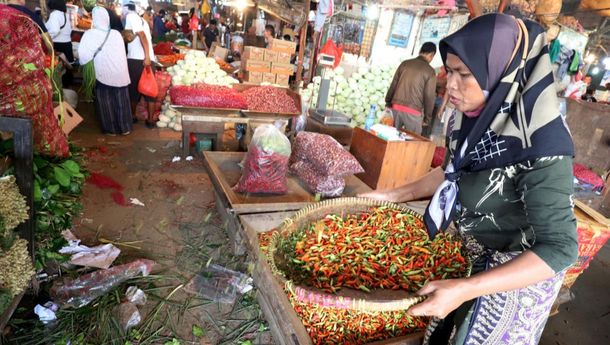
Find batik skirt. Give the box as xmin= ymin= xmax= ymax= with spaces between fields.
xmin=423 ymin=236 xmax=564 ymax=345
xmin=95 ymin=81 xmax=133 ymax=135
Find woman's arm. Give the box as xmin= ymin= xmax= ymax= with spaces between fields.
xmin=358 ymin=167 xmax=445 ymax=202
xmin=409 ymin=156 xmax=578 ymax=318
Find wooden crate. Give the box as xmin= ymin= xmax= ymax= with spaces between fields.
xmin=349 ymin=127 xmax=435 ymax=190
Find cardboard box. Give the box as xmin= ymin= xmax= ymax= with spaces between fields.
xmin=243 ymin=46 xmax=266 ymax=61
xmin=271 ymin=62 xmax=294 ymax=76
xmin=262 ymin=73 xmax=277 ymax=84
xmin=209 ymin=42 xmax=229 ymax=60
xmin=268 ymin=38 xmax=297 ymax=54
xmin=243 ymin=59 xmax=271 ymax=73
xmin=242 ymin=71 xmax=263 ymax=84
xmin=275 ymin=74 xmax=290 ymax=87
xmin=264 ymin=49 xmax=278 ymax=63
xmin=276 ymin=51 xmax=292 ymax=64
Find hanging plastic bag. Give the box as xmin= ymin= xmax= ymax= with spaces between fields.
xmin=234 ymin=123 xmax=291 ymax=194
xmin=138 ymin=66 xmax=158 ymax=98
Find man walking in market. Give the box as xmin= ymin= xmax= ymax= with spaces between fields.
xmin=385 ymin=42 xmax=437 ymax=135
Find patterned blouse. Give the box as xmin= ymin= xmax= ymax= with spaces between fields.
xmin=452 ymin=156 xmax=578 ymax=273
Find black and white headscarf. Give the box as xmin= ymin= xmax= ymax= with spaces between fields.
xmin=424 ymin=14 xmax=574 ymax=238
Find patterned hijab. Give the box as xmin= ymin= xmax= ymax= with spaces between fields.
xmin=424 ymin=14 xmax=574 ymax=238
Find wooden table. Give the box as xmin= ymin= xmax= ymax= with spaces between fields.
xmin=177 ymin=107 xmax=247 ymax=157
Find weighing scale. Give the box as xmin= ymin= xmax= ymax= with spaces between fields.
xmin=310 ymin=53 xmax=351 ymax=126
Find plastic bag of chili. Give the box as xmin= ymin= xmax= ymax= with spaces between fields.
xmin=234 ymin=123 xmax=291 ymax=194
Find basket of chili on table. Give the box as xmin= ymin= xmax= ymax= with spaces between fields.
xmin=259 ymin=197 xmax=470 ymax=345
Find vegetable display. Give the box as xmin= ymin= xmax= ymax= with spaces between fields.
xmin=276 ymin=207 xmax=467 ymax=293
xmin=234 ymin=124 xmax=291 ymax=194
xmin=241 ymin=86 xmax=299 ymax=114
xmin=286 ymin=289 xmax=427 ymax=345
xmin=166 ymin=50 xmax=238 ymax=87
xmin=153 ymin=42 xmax=175 ymax=56
xmin=169 ymin=84 xmax=248 ymax=109
xmin=157 ymin=98 xmax=182 ymax=131
xmin=300 ymin=64 xmax=398 ymax=127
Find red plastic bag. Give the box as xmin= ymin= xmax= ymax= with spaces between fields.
xmin=138 ymin=66 xmax=158 ymax=98
xmin=320 ymin=39 xmax=343 ymax=68
xmin=234 ymin=124 xmax=291 ymax=194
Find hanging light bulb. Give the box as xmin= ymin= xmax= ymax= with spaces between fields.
xmin=584 ymin=53 xmax=597 ymax=64
xmin=236 ymin=0 xmax=248 ymax=12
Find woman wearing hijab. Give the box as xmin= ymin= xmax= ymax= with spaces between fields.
xmin=361 ymin=14 xmax=577 ymax=345
xmin=46 ymin=0 xmax=74 ymax=87
xmin=78 ymin=7 xmax=132 ymax=136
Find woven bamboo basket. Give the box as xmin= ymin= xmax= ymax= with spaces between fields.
xmin=267 ymin=198 xmax=435 ymax=313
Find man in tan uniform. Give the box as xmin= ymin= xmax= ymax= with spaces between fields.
xmin=385 ymin=42 xmax=437 ymax=135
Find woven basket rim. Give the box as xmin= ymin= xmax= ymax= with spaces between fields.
xmin=267 ymin=198 xmax=428 ymax=312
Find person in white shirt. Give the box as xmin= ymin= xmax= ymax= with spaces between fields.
xmin=563 ymin=75 xmax=591 ymax=100
xmin=124 ymin=2 xmax=157 ymax=128
xmin=46 ymin=0 xmax=74 ymax=86
xmin=78 ymin=6 xmax=132 ymax=136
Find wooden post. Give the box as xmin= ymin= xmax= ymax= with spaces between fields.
xmin=295 ymin=0 xmax=311 ymax=86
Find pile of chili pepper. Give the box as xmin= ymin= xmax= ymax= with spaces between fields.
xmin=275 ymin=206 xmax=467 ymax=293
xmin=287 ymin=287 xmax=427 ymax=344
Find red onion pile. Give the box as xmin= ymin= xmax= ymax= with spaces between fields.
xmin=241 ymin=86 xmax=299 ymax=114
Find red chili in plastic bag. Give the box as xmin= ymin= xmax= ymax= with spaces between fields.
xmin=234 ymin=124 xmax=291 ymax=194
xmin=170 ymin=84 xmax=247 ymax=109
xmin=234 ymin=146 xmax=289 ymax=194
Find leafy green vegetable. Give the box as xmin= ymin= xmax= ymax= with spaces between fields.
xmin=192 ymin=324 xmax=205 ymax=337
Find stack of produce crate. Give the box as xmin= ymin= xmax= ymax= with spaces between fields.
xmin=242 ymin=39 xmax=296 ymax=86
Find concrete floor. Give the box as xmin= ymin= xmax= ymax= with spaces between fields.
xmin=69 ymin=102 xmax=610 ymax=344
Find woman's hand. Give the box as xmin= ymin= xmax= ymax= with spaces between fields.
xmin=408 ymin=279 xmax=473 ymax=319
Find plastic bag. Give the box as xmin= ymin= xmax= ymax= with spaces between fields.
xmin=138 ymin=66 xmax=158 ymax=98
xmin=50 ymin=259 xmax=155 ymax=308
xmin=234 ymin=123 xmax=291 ymax=194
xmin=184 ymin=264 xmax=253 ymax=304
xmin=291 ymin=161 xmax=345 ymax=197
xmin=113 ymin=302 xmax=141 ymax=330
xmin=170 ymin=84 xmax=247 ymax=109
xmin=291 ymin=132 xmax=364 ymax=176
